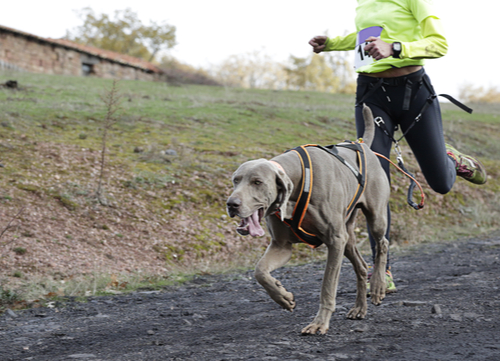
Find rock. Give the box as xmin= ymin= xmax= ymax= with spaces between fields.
xmin=449 ymin=314 xmax=463 ymax=322
xmin=353 ymin=324 xmax=370 ymax=333
xmin=163 ymin=149 xmax=177 ymax=156
xmin=5 ymin=80 xmax=18 ymax=89
xmin=6 ymin=309 xmax=18 ymax=318
xmin=403 ymin=301 xmax=427 ymax=307
xmin=331 ymin=353 xmax=350 ymax=359
xmin=147 ymin=330 xmax=155 ymax=335
xmin=431 ymin=304 xmax=442 ymax=315
xmin=463 ymin=312 xmax=481 ymax=321
xmin=67 ymin=354 xmax=96 ymax=359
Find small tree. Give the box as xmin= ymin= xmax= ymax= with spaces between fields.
xmin=97 ymin=80 xmax=123 ymax=204
xmin=0 ymin=207 xmax=26 ymax=260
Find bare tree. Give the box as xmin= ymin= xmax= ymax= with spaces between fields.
xmin=97 ymin=80 xmax=123 ymax=204
xmin=66 ymin=7 xmax=176 ymax=62
xmin=0 ymin=206 xmax=26 ymax=259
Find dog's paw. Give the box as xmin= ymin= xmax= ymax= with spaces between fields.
xmin=301 ymin=308 xmax=333 ymax=335
xmin=370 ymin=294 xmax=385 ymax=305
xmin=272 ymin=280 xmax=296 ymax=311
xmin=301 ymin=322 xmax=329 ymax=335
xmin=370 ymin=287 xmax=386 ymax=305
xmin=281 ymin=292 xmax=296 ymax=311
xmin=369 ymin=274 xmax=386 ymax=305
xmin=347 ymin=306 xmax=367 ymax=320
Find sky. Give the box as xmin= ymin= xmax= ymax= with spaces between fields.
xmin=1 ymin=1 xmax=498 ymax=97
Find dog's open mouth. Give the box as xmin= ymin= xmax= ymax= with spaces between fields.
xmin=236 ymin=208 xmax=265 ymax=237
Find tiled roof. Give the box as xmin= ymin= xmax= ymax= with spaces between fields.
xmin=0 ymin=24 xmax=162 ymax=73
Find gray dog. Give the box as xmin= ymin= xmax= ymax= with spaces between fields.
xmin=226 ymin=105 xmax=390 ymax=335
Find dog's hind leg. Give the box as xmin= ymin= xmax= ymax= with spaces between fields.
xmin=344 ymin=210 xmax=369 ymax=319
xmin=364 ymin=211 xmax=389 ymax=305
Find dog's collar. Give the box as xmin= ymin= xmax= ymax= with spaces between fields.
xmin=269 ymin=160 xmax=285 ymax=174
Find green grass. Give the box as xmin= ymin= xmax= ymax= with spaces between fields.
xmin=1 ymin=70 xmax=499 ymax=305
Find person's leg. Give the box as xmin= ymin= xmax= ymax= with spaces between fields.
xmin=399 ymin=73 xmax=456 ymax=194
xmin=355 ymin=103 xmax=393 ymax=269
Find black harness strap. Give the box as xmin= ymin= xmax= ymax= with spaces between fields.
xmin=317 ymin=144 xmax=365 ymax=185
xmin=338 ymin=142 xmax=368 ymax=216
xmin=277 ymin=143 xmax=367 ymax=248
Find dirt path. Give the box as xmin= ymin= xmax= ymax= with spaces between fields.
xmin=1 ymin=236 xmax=500 ymax=361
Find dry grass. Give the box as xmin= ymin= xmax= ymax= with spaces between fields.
xmin=1 ymin=71 xmax=499 ymax=307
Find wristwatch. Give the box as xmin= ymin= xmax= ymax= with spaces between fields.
xmin=392 ymin=42 xmax=402 ymax=58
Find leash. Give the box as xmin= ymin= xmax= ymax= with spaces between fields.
xmin=374 ymin=149 xmax=425 ymax=210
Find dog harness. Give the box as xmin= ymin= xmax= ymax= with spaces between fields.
xmin=275 ymin=142 xmax=367 ymax=248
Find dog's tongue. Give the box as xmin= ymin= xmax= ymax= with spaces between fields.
xmin=248 ymin=210 xmax=265 ymax=237
xmin=237 ymin=210 xmax=265 ymax=237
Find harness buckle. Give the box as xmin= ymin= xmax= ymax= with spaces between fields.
xmin=374 ymin=116 xmax=385 ymax=127
xmin=395 ymin=142 xmax=404 ymax=165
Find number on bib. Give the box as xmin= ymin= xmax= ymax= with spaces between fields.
xmin=354 ymin=26 xmax=383 ymax=70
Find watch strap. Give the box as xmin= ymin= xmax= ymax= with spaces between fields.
xmin=392 ymin=42 xmax=402 ymax=58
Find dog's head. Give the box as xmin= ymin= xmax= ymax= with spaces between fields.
xmin=226 ymin=159 xmax=293 ymax=237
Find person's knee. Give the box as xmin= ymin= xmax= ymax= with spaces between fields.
xmin=428 ymin=180 xmax=453 ymax=195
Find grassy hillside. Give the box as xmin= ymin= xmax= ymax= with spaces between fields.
xmin=1 ymin=71 xmax=499 ymax=302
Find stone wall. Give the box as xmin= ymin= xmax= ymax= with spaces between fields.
xmin=0 ymin=30 xmax=159 ymax=81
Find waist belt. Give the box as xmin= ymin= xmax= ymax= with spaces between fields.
xmin=356 ymin=70 xmax=472 ymax=114
xmin=275 ymin=142 xmax=367 ymax=248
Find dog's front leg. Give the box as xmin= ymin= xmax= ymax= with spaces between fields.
xmin=302 ymin=237 xmax=346 ymax=335
xmin=255 ymin=240 xmax=296 ymax=311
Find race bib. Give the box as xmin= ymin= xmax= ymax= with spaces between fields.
xmin=354 ymin=26 xmax=383 ymax=70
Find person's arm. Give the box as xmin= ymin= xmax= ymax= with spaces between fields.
xmin=309 ymin=32 xmax=357 ymax=53
xmin=364 ymin=16 xmax=448 ymax=60
xmin=324 ymin=32 xmax=357 ymax=52
xmin=401 ymin=16 xmax=448 ymax=59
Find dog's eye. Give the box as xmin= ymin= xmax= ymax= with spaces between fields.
xmin=254 ymin=180 xmax=262 ymax=185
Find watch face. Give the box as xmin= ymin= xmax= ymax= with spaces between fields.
xmin=394 ymin=42 xmax=401 ymax=51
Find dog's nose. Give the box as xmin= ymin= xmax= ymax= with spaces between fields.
xmin=226 ymin=197 xmax=241 ymax=217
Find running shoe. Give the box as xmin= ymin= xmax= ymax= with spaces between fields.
xmin=385 ymin=270 xmax=397 ymax=293
xmin=367 ymin=270 xmax=397 ymax=294
xmin=446 ymin=144 xmax=487 ymax=184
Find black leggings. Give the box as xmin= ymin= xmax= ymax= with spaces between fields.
xmin=355 ymin=68 xmax=456 ymax=265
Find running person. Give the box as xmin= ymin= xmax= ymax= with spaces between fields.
xmin=309 ymin=0 xmax=487 ymax=291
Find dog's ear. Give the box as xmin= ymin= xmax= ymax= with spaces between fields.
xmin=273 ymin=165 xmax=294 ymax=221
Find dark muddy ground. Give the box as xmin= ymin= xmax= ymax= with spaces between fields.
xmin=1 ymin=236 xmax=500 ymax=361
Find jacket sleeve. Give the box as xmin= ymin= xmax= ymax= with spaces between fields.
xmin=400 ymin=16 xmax=448 ymax=59
xmin=323 ymin=32 xmax=357 ymax=52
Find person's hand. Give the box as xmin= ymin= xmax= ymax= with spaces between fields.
xmin=309 ymin=36 xmax=327 ymax=53
xmin=363 ymin=36 xmax=393 ymax=60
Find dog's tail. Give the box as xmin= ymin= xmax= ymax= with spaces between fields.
xmin=361 ymin=104 xmax=375 ymax=148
